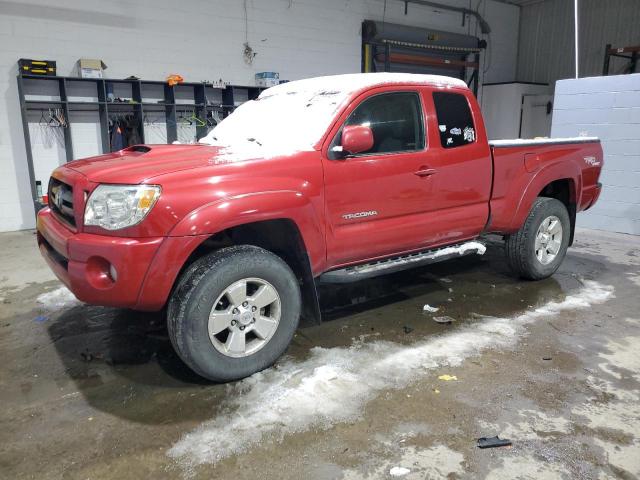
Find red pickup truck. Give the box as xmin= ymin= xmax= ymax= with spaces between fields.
xmin=37 ymin=73 xmax=603 ymax=381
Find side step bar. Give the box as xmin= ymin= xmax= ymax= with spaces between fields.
xmin=318 ymin=241 xmax=486 ymax=284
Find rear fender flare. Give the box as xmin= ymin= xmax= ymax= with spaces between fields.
xmin=509 ymin=162 xmax=581 ymax=232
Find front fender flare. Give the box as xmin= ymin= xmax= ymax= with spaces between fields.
xmin=168 ymin=190 xmax=325 ymax=274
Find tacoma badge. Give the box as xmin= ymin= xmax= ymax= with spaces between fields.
xmin=342 ymin=210 xmax=378 ymax=220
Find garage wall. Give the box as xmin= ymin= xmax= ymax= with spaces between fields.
xmin=517 ymin=0 xmax=640 ymax=85
xmin=551 ymin=74 xmax=640 ymax=235
xmin=0 ymin=0 xmax=518 ymax=232
xmin=481 ymin=82 xmax=551 ymax=139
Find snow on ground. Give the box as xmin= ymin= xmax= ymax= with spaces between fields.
xmin=344 ymin=444 xmax=465 ymax=479
xmin=168 ymin=280 xmax=614 ymax=468
xmin=389 ymin=466 xmax=411 ymax=476
xmin=36 ymin=286 xmax=80 ymax=311
xmin=354 ymin=241 xmax=485 ymax=275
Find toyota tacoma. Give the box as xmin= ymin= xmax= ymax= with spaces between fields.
xmin=37 ymin=73 xmax=603 ymax=381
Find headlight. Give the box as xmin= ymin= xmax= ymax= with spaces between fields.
xmin=84 ymin=184 xmax=161 ymax=230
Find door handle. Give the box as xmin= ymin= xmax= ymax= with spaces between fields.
xmin=414 ymin=167 xmax=437 ymax=177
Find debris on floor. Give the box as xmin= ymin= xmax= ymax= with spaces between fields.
xmin=389 ymin=466 xmax=411 ymax=476
xmin=403 ymin=325 xmax=414 ymax=334
xmin=80 ymin=349 xmax=104 ymax=363
xmin=438 ymin=374 xmax=458 ymax=381
xmin=33 ymin=315 xmax=48 ymax=322
xmin=80 ymin=351 xmax=94 ymax=363
xmin=477 ymin=436 xmax=512 ymax=449
xmin=433 ymin=316 xmax=456 ymax=324
xmin=423 ymin=304 xmax=439 ymax=313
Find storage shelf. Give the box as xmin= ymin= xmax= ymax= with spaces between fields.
xmin=18 ymin=73 xmax=266 ymax=214
xmin=24 ymin=99 xmax=65 ymax=104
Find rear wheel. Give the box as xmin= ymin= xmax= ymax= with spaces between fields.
xmin=168 ymin=245 xmax=301 ymax=382
xmin=505 ymin=197 xmax=570 ymax=280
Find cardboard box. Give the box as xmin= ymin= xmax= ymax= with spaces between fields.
xmin=76 ymin=58 xmax=107 ymax=79
xmin=255 ymin=71 xmax=279 ymax=87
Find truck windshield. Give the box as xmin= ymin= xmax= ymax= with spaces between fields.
xmin=200 ymin=88 xmax=349 ymax=158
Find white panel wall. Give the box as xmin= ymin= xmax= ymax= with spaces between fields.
xmin=551 ymin=74 xmax=640 ymax=235
xmin=0 ymin=0 xmax=519 ymax=232
xmin=517 ymin=0 xmax=640 ymax=85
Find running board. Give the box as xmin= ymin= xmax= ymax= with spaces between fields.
xmin=318 ymin=241 xmax=486 ymax=284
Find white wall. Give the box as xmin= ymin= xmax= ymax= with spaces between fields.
xmin=551 ymin=74 xmax=640 ymax=235
xmin=481 ymin=82 xmax=551 ymax=140
xmin=0 ymin=0 xmax=518 ymax=232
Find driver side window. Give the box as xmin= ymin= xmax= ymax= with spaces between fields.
xmin=330 ymin=92 xmax=424 ymax=158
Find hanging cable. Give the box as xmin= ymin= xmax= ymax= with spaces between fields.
xmin=243 ymin=0 xmax=256 ymax=65
xmin=404 ymin=0 xmax=491 ymax=34
xmin=382 ymin=0 xmax=387 ymax=32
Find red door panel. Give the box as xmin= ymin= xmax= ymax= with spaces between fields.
xmin=321 ymin=86 xmax=492 ymax=269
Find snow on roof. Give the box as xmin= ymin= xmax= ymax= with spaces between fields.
xmin=200 ymin=73 xmax=467 ymax=161
xmin=260 ymin=72 xmax=468 ymax=99
xmin=489 ymin=137 xmax=600 ymax=147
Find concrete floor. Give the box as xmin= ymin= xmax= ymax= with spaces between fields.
xmin=0 ymin=228 xmax=639 ymax=479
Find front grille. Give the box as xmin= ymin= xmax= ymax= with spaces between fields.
xmin=48 ymin=177 xmax=75 ymax=227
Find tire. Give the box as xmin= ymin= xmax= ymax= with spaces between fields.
xmin=167 ymin=245 xmax=301 ymax=382
xmin=505 ymin=197 xmax=570 ymax=280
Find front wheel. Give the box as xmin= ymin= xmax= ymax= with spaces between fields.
xmin=505 ymin=197 xmax=570 ymax=280
xmin=167 ymin=245 xmax=301 ymax=382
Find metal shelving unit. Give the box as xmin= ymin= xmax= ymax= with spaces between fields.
xmin=603 ymin=44 xmax=640 ymax=75
xmin=17 ymin=74 xmax=264 ymax=211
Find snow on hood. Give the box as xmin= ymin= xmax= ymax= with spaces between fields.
xmin=168 ymin=279 xmax=613 ymax=468
xmin=200 ymin=73 xmax=467 ymax=161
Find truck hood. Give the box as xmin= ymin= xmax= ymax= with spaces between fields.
xmin=64 ymin=144 xmax=225 ymax=183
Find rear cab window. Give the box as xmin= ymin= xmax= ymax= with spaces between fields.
xmin=433 ymin=92 xmax=476 ymax=149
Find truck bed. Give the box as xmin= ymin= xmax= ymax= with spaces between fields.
xmin=487 ymin=137 xmax=603 ymax=234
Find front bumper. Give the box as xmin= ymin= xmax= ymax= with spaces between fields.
xmin=37 ymin=207 xmax=164 ymax=309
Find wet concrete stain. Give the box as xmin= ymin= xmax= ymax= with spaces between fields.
xmin=0 ymin=229 xmax=639 ymax=479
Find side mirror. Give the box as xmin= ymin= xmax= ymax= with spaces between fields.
xmin=341 ymin=125 xmax=373 ymax=155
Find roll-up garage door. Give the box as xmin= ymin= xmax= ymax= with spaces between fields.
xmin=362 ymin=20 xmax=484 ymax=96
